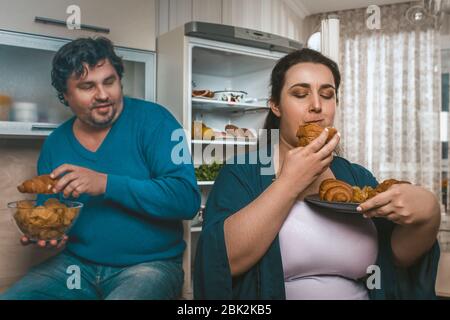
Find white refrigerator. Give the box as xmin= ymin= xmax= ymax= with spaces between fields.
xmin=156 ymin=21 xmax=302 ymax=298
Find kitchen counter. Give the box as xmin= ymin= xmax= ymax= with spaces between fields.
xmin=437 ymin=215 xmax=450 ymax=298
xmin=436 ymin=251 xmax=450 ymax=298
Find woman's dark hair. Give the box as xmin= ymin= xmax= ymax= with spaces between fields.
xmin=51 ymin=37 xmax=124 ymax=106
xmin=263 ymin=48 xmax=341 ymax=135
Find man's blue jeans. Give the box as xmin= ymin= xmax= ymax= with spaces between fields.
xmin=0 ymin=250 xmax=183 ymax=300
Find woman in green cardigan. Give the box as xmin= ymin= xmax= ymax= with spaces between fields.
xmin=194 ymin=48 xmax=441 ymax=300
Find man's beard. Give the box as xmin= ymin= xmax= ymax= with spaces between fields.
xmin=82 ymin=103 xmax=118 ymax=128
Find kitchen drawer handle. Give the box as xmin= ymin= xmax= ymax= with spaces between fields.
xmin=34 ymin=16 xmax=110 ymax=34
xmin=31 ymin=124 xmax=58 ymax=131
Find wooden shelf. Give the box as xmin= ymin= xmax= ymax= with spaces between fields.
xmin=192 ymin=98 xmax=269 ymax=113
xmin=0 ymin=121 xmax=59 ymax=138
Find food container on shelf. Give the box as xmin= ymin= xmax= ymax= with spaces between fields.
xmin=244 ymin=97 xmax=269 ymax=105
xmin=192 ymin=89 xmax=215 ymax=98
xmin=213 ymin=90 xmax=247 ymax=103
xmin=0 ymin=94 xmax=12 ymax=121
xmin=11 ymin=102 xmax=38 ymax=122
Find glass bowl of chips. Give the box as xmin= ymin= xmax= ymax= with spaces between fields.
xmin=7 ymin=198 xmax=83 ymax=242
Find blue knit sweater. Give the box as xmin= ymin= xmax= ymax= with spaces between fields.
xmin=37 ymin=97 xmax=200 ymax=266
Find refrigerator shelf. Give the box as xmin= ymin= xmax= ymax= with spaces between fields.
xmin=197 ymin=181 xmax=215 ymax=186
xmin=191 ymin=139 xmax=257 ymax=146
xmin=191 ymin=225 xmax=202 ymax=233
xmin=0 ymin=121 xmax=58 ymax=138
xmin=192 ymin=98 xmax=269 ymax=113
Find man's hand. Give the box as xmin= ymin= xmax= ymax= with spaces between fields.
xmin=20 ymin=235 xmax=69 ymax=249
xmin=357 ymin=183 xmax=440 ymax=226
xmin=51 ymin=164 xmax=107 ymax=198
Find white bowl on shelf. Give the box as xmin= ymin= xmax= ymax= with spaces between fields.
xmin=244 ymin=97 xmax=269 ymax=105
xmin=213 ymin=90 xmax=247 ymax=103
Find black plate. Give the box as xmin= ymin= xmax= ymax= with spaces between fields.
xmin=304 ymin=194 xmax=361 ymax=214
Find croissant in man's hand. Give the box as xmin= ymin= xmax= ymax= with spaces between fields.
xmin=17 ymin=175 xmax=59 ymax=194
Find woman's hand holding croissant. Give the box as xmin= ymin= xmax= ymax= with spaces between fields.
xmin=357 ymin=182 xmax=440 ymax=267
xmin=357 ymin=183 xmax=440 ymax=226
xmin=278 ymin=128 xmax=340 ymax=197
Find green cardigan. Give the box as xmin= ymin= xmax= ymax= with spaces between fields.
xmin=194 ymin=150 xmax=440 ymax=300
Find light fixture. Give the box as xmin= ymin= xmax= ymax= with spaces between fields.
xmin=406 ymin=0 xmax=450 ymax=28
xmin=414 ymin=11 xmax=425 ymax=21
xmin=307 ymin=31 xmax=321 ymax=51
xmin=406 ymin=4 xmax=430 ymax=25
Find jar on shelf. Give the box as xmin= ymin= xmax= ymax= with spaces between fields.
xmin=11 ymin=102 xmax=38 ymax=122
xmin=0 ymin=94 xmax=12 ymax=121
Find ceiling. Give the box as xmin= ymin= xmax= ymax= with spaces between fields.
xmin=287 ymin=0 xmax=413 ymax=17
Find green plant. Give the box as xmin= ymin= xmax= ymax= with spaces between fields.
xmin=195 ymin=162 xmax=224 ymax=181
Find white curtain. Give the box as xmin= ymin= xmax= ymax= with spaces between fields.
xmin=443 ymin=14 xmax=450 ymax=215
xmin=308 ymin=3 xmax=443 ymax=199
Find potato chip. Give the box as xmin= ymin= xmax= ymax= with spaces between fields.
xmin=13 ymin=199 xmax=79 ymax=240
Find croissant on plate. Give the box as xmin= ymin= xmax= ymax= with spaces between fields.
xmin=296 ymin=123 xmax=338 ymax=147
xmin=17 ymin=175 xmax=58 ymax=194
xmin=319 ymin=178 xmax=354 ymax=202
xmin=320 ymin=178 xmax=411 ymax=203
xmin=351 ymin=186 xmax=375 ymax=203
xmin=375 ymin=179 xmax=410 ymax=193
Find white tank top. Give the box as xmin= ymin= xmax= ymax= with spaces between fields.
xmin=279 ymin=201 xmax=378 ymax=300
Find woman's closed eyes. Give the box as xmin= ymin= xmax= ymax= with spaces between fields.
xmin=291 ymin=89 xmax=335 ymax=100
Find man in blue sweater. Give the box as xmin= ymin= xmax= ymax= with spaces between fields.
xmin=1 ymin=37 xmax=200 ymax=300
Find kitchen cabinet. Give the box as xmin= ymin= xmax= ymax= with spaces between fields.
xmin=156 ymin=0 xmax=305 ymax=42
xmin=0 ymin=0 xmax=156 ymax=51
xmin=0 ymin=29 xmax=155 ymax=138
xmin=157 ymin=22 xmax=297 ymax=298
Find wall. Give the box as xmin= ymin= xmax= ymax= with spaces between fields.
xmin=442 ymin=14 xmax=450 ymax=51
xmin=0 ymin=139 xmax=60 ymax=293
xmin=156 ymin=0 xmax=305 ymax=42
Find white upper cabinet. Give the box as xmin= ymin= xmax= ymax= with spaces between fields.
xmin=0 ymin=0 xmax=156 ymax=51
xmin=156 ymin=0 xmax=304 ymax=41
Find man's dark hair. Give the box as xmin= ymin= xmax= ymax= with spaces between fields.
xmin=51 ymin=37 xmax=124 ymax=106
